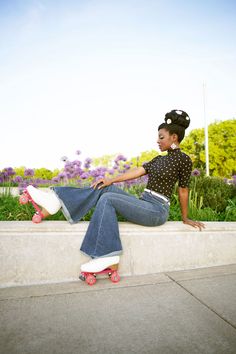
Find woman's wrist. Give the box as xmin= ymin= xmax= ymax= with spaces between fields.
xmin=109 ymin=177 xmax=116 ymax=184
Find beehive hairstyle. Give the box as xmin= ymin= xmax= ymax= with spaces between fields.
xmin=158 ymin=109 xmax=190 ymax=143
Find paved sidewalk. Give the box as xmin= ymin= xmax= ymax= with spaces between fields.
xmin=1 ymin=264 xmax=236 ymax=354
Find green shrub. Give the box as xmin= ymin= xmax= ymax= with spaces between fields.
xmin=190 ymin=176 xmax=235 ymax=212
xmin=224 ymin=198 xmax=236 ymax=221
xmin=188 ymin=207 xmax=220 ymax=221
xmin=1 ymin=180 xmax=236 ymax=222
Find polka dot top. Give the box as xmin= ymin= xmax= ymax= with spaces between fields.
xmin=143 ymin=149 xmax=192 ymax=199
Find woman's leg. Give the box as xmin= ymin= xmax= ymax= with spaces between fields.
xmin=80 ymin=191 xmax=169 ymax=259
xmin=53 ymin=185 xmax=130 ymax=223
xmin=26 ymin=184 xmax=130 ymax=222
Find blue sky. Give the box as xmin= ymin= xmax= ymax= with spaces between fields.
xmin=1 ymin=0 xmax=236 ymax=169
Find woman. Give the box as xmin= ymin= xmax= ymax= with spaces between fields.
xmin=26 ymin=109 xmax=205 ymax=274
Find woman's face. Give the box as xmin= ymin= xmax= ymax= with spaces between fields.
xmin=157 ymin=128 xmax=177 ymax=151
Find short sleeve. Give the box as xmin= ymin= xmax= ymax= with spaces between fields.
xmin=178 ymin=154 xmax=192 ymax=188
xmin=142 ymin=156 xmax=159 ymax=173
xmin=142 ymin=161 xmax=151 ymax=173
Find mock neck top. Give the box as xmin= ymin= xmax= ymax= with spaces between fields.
xmin=142 ymin=149 xmax=192 ymax=199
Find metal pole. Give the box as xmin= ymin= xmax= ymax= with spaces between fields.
xmin=203 ymin=82 xmax=209 ymax=176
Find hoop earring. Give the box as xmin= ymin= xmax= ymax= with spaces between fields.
xmin=171 ymin=143 xmax=177 ymax=150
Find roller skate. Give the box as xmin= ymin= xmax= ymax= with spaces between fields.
xmin=19 ymin=189 xmax=45 ymax=223
xmin=79 ymin=256 xmax=120 ymax=286
xmin=19 ymin=185 xmax=61 ymax=223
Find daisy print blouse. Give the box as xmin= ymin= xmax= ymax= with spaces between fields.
xmin=143 ymin=149 xmax=192 ymax=199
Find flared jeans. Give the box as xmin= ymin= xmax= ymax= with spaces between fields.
xmin=52 ymin=185 xmax=170 ymax=258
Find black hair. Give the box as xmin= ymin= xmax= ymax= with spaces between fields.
xmin=158 ymin=109 xmax=190 ymax=143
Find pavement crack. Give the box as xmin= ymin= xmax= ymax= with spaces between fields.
xmin=165 ymin=273 xmax=236 ymax=331
xmin=0 ymin=280 xmax=171 ymax=301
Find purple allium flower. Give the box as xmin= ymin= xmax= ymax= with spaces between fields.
xmin=64 ymin=161 xmax=73 ymax=170
xmin=84 ymin=157 xmax=92 ymax=169
xmin=52 ymin=177 xmax=60 ymax=183
xmin=65 ymin=172 xmax=72 ymax=179
xmin=14 ymin=176 xmax=23 ymax=183
xmin=4 ymin=167 xmax=16 ymax=177
xmin=97 ymin=167 xmax=107 ymax=173
xmin=95 ymin=175 xmax=105 ymax=181
xmin=80 ymin=172 xmax=90 ymax=179
xmin=58 ymin=172 xmax=67 ymax=179
xmin=70 ymin=170 xmax=78 ymax=178
xmin=34 ymin=178 xmax=44 ymax=185
xmin=191 ymin=169 xmax=201 ymax=177
xmin=0 ymin=172 xmax=7 ymax=181
xmin=85 ymin=158 xmax=92 ymax=164
xmin=124 ymin=164 xmax=130 ymax=169
xmin=89 ymin=170 xmax=98 ymax=177
xmin=74 ymin=167 xmax=83 ymax=175
xmin=24 ymin=168 xmax=35 ymax=177
xmin=114 ymin=154 xmax=127 ymax=163
xmin=72 ymin=160 xmax=82 ymax=167
xmin=108 ymin=169 xmax=115 ymax=175
xmin=124 ymin=180 xmax=136 ymax=187
xmin=89 ymin=168 xmax=105 ymax=178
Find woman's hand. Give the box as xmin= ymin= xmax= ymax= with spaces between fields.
xmin=91 ymin=178 xmax=113 ymax=190
xmin=182 ymin=218 xmax=205 ymax=231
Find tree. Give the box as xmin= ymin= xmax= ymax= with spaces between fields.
xmin=130 ymin=150 xmax=159 ymax=167
xmin=181 ymin=119 xmax=236 ymax=177
xmin=92 ymin=154 xmax=117 ymax=167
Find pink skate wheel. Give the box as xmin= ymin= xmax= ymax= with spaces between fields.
xmin=110 ymin=271 xmax=120 ymax=283
xmin=19 ymin=194 xmax=29 ymax=205
xmin=86 ymin=274 xmax=96 ymax=286
xmin=32 ymin=213 xmax=42 ymax=223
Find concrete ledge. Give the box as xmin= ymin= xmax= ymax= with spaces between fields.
xmin=0 ymin=221 xmax=236 ymax=287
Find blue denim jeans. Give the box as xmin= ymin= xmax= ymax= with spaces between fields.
xmin=52 ymin=185 xmax=169 ymax=258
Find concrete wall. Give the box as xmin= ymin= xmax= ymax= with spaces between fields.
xmin=0 ymin=221 xmax=236 ymax=287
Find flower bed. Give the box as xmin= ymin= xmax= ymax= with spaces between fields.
xmin=1 ymin=152 xmax=236 ymax=221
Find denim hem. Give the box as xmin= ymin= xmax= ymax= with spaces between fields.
xmin=51 ymin=187 xmax=75 ymax=224
xmin=80 ymin=249 xmax=123 ymax=259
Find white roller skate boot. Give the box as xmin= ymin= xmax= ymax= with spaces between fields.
xmin=81 ymin=256 xmax=120 ymax=273
xmin=26 ymin=185 xmax=61 ymax=215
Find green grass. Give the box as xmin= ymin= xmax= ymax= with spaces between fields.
xmin=1 ymin=193 xmax=236 ymax=222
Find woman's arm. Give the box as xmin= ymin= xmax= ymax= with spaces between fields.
xmin=178 ymin=187 xmax=205 ymax=231
xmin=91 ymin=167 xmax=147 ymax=189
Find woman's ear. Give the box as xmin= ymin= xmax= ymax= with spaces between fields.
xmin=172 ymin=133 xmax=179 ymax=143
